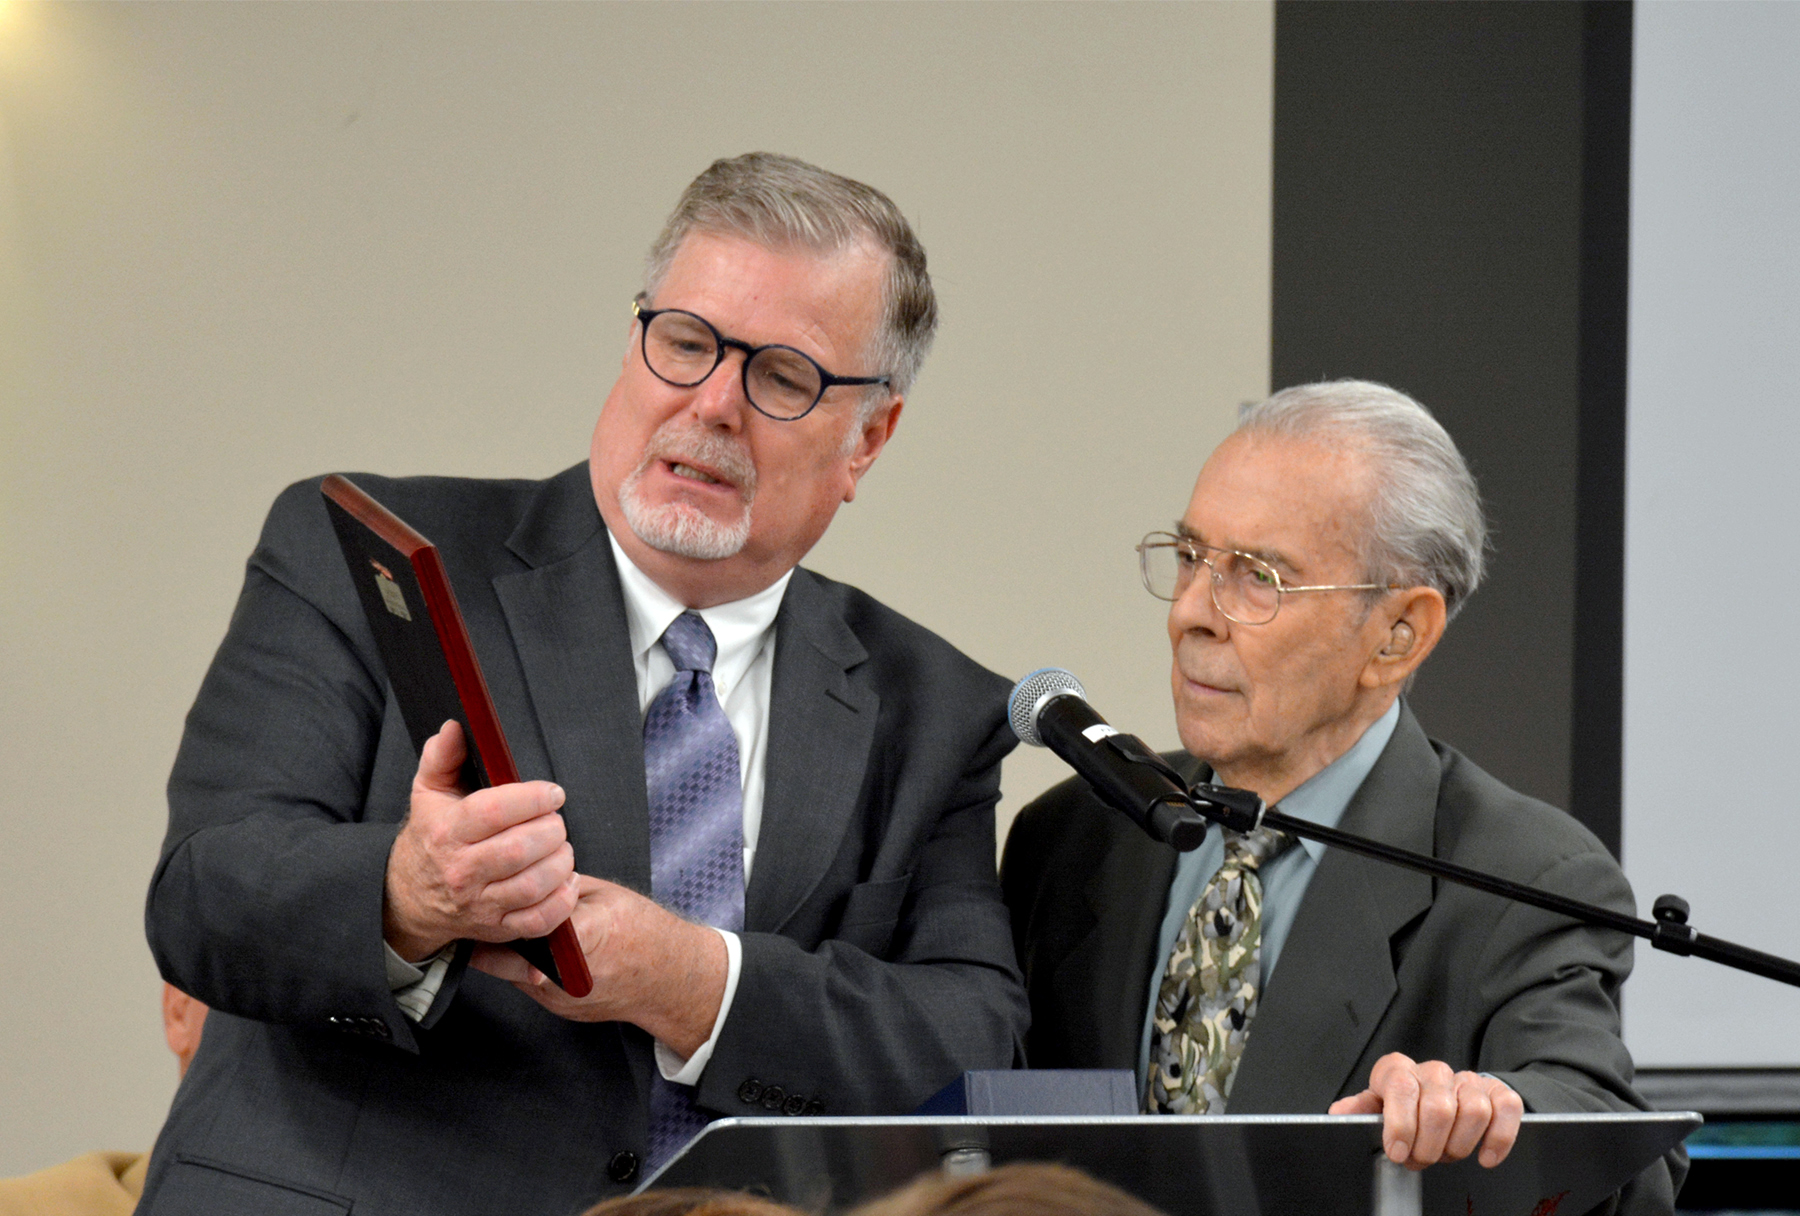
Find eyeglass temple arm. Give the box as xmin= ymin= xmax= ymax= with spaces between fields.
xmin=1277 ymin=581 xmax=1395 ymax=594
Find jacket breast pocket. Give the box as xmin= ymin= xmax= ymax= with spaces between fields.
xmin=153 ymin=1156 xmax=353 ymax=1214
xmin=834 ymin=874 xmax=912 ymax=956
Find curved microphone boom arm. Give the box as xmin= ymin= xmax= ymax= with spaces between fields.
xmin=1185 ymin=782 xmax=1800 ymax=989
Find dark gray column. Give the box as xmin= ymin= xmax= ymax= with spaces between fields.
xmin=1271 ymin=0 xmax=1630 ymax=853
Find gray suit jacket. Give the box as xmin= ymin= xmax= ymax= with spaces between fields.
xmin=1001 ymin=704 xmax=1682 ymax=1215
xmin=142 ymin=464 xmax=1028 ymax=1216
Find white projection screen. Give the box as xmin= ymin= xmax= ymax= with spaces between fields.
xmin=1622 ymin=1 xmax=1800 ymax=1066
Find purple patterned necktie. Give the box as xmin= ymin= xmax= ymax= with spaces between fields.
xmin=643 ymin=611 xmax=744 ymax=1173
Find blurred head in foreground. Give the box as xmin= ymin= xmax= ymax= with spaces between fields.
xmin=849 ymin=1163 xmax=1168 ymax=1216
xmin=581 ymin=1188 xmax=807 ymax=1216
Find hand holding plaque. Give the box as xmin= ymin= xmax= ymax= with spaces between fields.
xmin=321 ymin=474 xmax=593 ymax=996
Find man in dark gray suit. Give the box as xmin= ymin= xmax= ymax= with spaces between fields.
xmin=143 ymin=153 xmax=1027 ymax=1216
xmin=1003 ymin=381 xmax=1680 ymax=1213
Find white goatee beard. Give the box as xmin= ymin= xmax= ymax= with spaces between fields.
xmin=617 ymin=426 xmax=756 ymax=560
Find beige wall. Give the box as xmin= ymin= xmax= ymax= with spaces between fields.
xmin=0 ymin=1 xmax=1270 ymax=1172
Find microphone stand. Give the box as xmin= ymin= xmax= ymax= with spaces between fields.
xmin=1143 ymin=773 xmax=1800 ymax=989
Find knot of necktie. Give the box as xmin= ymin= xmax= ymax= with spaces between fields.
xmin=659 ymin=611 xmax=717 ymax=674
xmin=1223 ymin=825 xmax=1292 ymax=873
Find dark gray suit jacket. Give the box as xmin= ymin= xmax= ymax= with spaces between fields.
xmin=1001 ymin=704 xmax=1682 ymax=1215
xmin=142 ymin=464 xmax=1028 ymax=1216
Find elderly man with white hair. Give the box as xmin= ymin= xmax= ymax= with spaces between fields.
xmin=1003 ymin=380 xmax=1682 ymax=1215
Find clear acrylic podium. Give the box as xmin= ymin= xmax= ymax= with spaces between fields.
xmin=644 ymin=1112 xmax=1698 ymax=1216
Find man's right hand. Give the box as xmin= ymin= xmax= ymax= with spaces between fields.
xmin=383 ymin=720 xmax=579 ymax=962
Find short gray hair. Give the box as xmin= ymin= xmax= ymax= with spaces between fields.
xmin=643 ymin=152 xmax=938 ymax=405
xmin=1237 ymin=380 xmax=1488 ymax=621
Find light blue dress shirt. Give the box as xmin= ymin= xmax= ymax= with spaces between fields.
xmin=1136 ymin=700 xmax=1402 ymax=1088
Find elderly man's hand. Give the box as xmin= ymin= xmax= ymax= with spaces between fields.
xmin=1329 ymin=1052 xmax=1524 ymax=1170
xmin=383 ymin=720 xmax=579 ymax=962
xmin=470 ymin=875 xmax=728 ymax=1060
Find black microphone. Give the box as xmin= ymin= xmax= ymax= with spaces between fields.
xmin=1008 ymin=669 xmax=1209 ymax=851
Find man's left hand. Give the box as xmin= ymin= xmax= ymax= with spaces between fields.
xmin=1328 ymin=1052 xmax=1524 ymax=1170
xmin=471 ymin=875 xmax=727 ymax=1059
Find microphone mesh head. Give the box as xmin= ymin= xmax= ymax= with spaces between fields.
xmin=1008 ymin=668 xmax=1087 ymax=748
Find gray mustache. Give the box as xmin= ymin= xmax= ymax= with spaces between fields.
xmin=646 ymin=425 xmax=756 ymax=496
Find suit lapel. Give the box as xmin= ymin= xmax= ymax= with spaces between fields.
xmin=493 ymin=473 xmax=650 ymax=892
xmin=746 ymin=569 xmax=877 ymax=935
xmin=1056 ymin=823 xmax=1179 ymax=1070
xmin=1044 ymin=752 xmax=1199 ymax=1069
xmin=1229 ymin=706 xmax=1439 ymax=1113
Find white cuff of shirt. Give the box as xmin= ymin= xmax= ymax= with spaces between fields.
xmin=385 ymin=942 xmax=454 ymax=1024
xmin=654 ymin=929 xmax=741 ymax=1084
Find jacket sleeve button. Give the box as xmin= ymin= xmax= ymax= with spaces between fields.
xmin=737 ymin=1079 xmax=765 ymax=1104
xmin=782 ymin=1094 xmax=807 ymax=1117
xmin=606 ymin=1151 xmax=640 ymax=1184
xmin=802 ymin=1098 xmax=825 ymax=1116
xmin=760 ymin=1085 xmax=786 ymax=1112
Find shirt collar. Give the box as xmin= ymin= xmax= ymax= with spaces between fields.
xmin=608 ymin=531 xmax=791 ymax=702
xmin=1273 ymin=699 xmax=1402 ymax=862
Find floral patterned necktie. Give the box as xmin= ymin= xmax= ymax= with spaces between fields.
xmin=1145 ymin=825 xmax=1293 ymax=1114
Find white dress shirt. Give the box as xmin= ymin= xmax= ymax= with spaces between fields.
xmin=390 ymin=531 xmax=789 ymax=1087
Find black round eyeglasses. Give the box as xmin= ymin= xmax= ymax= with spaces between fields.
xmin=633 ymin=299 xmax=890 ymax=421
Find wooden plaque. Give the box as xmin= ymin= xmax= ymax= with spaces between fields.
xmin=321 ymin=474 xmax=592 ymax=997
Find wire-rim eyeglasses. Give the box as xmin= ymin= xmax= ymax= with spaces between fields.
xmin=1136 ymin=531 xmax=1399 ymax=625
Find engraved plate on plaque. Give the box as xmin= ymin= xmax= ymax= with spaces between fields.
xmin=371 ymin=560 xmax=412 ymax=621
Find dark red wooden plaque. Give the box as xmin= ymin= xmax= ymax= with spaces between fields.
xmin=321 ymin=474 xmax=592 ymax=997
